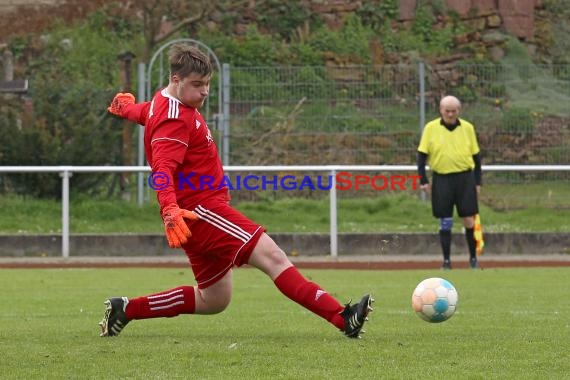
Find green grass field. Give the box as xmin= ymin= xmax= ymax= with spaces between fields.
xmin=2 ymin=267 xmax=569 ymax=379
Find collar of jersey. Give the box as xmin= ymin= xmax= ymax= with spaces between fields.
xmin=161 ymin=88 xmax=182 ymax=104
xmin=439 ymin=117 xmax=461 ymax=131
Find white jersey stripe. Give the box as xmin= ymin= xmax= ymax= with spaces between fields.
xmin=197 ymin=212 xmax=249 ymax=242
xmin=168 ymin=98 xmax=179 ymax=119
xmin=195 ymin=205 xmax=251 ymax=242
xmin=195 ymin=205 xmax=252 ymax=240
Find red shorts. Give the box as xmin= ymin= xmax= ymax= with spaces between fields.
xmin=181 ymin=198 xmax=265 ymax=289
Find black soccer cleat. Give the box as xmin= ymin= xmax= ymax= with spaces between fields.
xmin=441 ymin=260 xmax=452 ymax=270
xmin=99 ymin=297 xmax=131 ymax=337
xmin=340 ymin=293 xmax=374 ymax=339
xmin=469 ymin=257 xmax=480 ymax=269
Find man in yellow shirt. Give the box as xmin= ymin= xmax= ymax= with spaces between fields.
xmin=417 ymin=95 xmax=482 ymax=270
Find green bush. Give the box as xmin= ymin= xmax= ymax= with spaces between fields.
xmin=308 ymin=14 xmax=375 ymax=63
xmin=289 ymin=67 xmax=335 ymax=100
xmin=256 ymin=0 xmax=316 ymax=41
xmin=501 ymin=107 xmax=535 ymax=134
xmin=199 ymin=25 xmax=289 ymax=67
xmin=288 ymin=43 xmax=323 ymax=66
xmin=412 ymin=3 xmax=436 ymax=40
xmin=356 ymin=0 xmax=399 ymax=29
xmin=452 ymin=85 xmax=478 ymax=103
xmin=230 ymin=69 xmax=283 ymax=103
xmin=0 ymin=10 xmax=133 ymax=198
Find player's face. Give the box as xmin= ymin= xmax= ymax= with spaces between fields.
xmin=440 ymin=103 xmax=460 ymax=124
xmin=173 ymin=73 xmax=210 ymax=108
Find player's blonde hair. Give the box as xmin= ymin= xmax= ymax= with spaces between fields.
xmin=168 ymin=44 xmax=212 ymax=79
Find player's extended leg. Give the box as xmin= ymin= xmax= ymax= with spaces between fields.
xmin=246 ymin=232 xmax=373 ymax=338
xmin=462 ymin=215 xmax=479 ymax=269
xmin=439 ymin=217 xmax=453 ymax=270
xmin=432 ymin=173 xmax=455 ymax=270
xmin=99 ymin=271 xmax=233 ymax=337
xmin=457 ymin=171 xmax=479 ymax=269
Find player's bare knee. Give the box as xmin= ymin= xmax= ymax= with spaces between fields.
xmin=202 ymin=294 xmax=231 ymax=314
xmin=463 ymin=216 xmax=475 ymax=228
xmin=265 ymin=247 xmax=289 ymax=267
xmin=196 ymin=286 xmax=232 ymax=314
xmin=208 ymin=298 xmax=230 ymax=314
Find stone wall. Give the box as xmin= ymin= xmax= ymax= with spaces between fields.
xmin=1 ymin=232 xmax=568 ymax=257
xmin=399 ymin=0 xmax=540 ymax=41
xmin=0 ymin=0 xmax=543 ymax=44
xmin=284 ymin=0 xmax=545 ymax=94
xmin=293 ymin=0 xmax=541 ymax=42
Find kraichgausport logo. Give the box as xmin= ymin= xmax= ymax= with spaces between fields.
xmin=147 ymin=172 xmax=422 ymax=191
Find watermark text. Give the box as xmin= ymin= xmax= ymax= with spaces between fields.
xmin=148 ymin=171 xmax=421 ymax=191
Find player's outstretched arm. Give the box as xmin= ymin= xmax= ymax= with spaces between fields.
xmin=151 ymin=142 xmax=194 ymax=248
xmin=107 ymin=92 xmax=150 ymax=125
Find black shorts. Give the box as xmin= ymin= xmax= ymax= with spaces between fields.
xmin=431 ymin=170 xmax=478 ymax=218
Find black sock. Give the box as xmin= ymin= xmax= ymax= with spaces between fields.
xmin=465 ymin=227 xmax=476 ymax=260
xmin=439 ymin=230 xmax=452 ymax=262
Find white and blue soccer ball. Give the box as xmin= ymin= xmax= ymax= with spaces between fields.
xmin=412 ymin=277 xmax=458 ymax=323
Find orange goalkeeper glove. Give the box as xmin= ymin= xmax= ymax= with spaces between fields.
xmin=161 ymin=203 xmax=199 ymax=248
xmin=107 ymin=92 xmax=135 ymax=117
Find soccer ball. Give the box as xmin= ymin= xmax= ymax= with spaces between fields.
xmin=412 ymin=277 xmax=458 ymax=323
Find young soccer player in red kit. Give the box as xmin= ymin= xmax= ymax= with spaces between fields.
xmin=99 ymin=43 xmax=373 ymax=339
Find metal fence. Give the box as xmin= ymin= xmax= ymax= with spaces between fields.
xmin=227 ymin=63 xmax=570 ymax=175
xmin=1 ymin=63 xmax=569 ymax=205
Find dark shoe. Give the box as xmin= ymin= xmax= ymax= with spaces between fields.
xmin=340 ymin=294 xmax=374 ymax=339
xmin=441 ymin=260 xmax=452 ymax=270
xmin=99 ymin=297 xmax=131 ymax=337
xmin=469 ymin=257 xmax=480 ymax=269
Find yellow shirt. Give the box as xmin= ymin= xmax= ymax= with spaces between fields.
xmin=417 ymin=117 xmax=480 ymax=174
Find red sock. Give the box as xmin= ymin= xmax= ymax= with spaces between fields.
xmin=125 ymin=286 xmax=196 ymax=320
xmin=274 ymin=266 xmax=346 ymax=330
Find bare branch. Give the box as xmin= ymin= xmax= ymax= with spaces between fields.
xmin=154 ymin=8 xmax=209 ymax=45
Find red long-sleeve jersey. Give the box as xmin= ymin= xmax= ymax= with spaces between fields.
xmin=123 ymin=89 xmax=229 ymax=210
